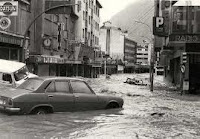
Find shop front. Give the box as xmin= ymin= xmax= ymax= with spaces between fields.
xmin=0 ymin=32 xmax=23 ymax=61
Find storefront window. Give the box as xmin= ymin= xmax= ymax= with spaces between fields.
xmin=0 ymin=48 xmax=9 ymax=60
xmin=10 ymin=49 xmax=18 ymax=60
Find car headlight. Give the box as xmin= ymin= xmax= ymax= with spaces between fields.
xmin=3 ymin=100 xmax=6 ymax=105
xmin=8 ymin=98 xmax=13 ymax=106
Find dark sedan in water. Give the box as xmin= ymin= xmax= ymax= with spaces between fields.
xmin=0 ymin=77 xmax=124 ymax=115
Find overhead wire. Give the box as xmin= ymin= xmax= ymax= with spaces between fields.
xmin=124 ymin=5 xmax=154 ymax=32
xmin=128 ymin=5 xmax=154 ymax=35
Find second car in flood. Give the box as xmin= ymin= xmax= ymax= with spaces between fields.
xmin=0 ymin=77 xmax=124 ymax=115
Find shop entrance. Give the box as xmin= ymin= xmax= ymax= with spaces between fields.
xmin=189 ymin=54 xmax=200 ymax=93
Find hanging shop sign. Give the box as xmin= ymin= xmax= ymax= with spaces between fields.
xmin=153 ymin=16 xmax=168 ymax=36
xmin=0 ymin=1 xmax=18 ymax=16
xmin=0 ymin=17 xmax=11 ymax=30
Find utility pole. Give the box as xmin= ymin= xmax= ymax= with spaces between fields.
xmin=135 ymin=20 xmax=154 ymax=91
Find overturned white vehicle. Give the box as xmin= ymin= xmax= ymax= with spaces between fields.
xmin=0 ymin=59 xmax=38 ymax=88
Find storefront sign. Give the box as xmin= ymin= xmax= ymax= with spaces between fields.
xmin=169 ymin=34 xmax=200 ymax=43
xmin=0 ymin=1 xmax=18 ymax=16
xmin=0 ymin=34 xmax=21 ymax=45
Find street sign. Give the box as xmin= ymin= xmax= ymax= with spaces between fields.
xmin=0 ymin=17 xmax=11 ymax=30
xmin=0 ymin=1 xmax=18 ymax=16
xmin=153 ymin=17 xmax=168 ymax=36
xmin=181 ymin=65 xmax=185 ymax=73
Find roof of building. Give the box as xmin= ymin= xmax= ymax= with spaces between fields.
xmin=125 ymin=37 xmax=137 ymax=44
xmin=0 ymin=59 xmax=26 ymax=73
xmin=96 ymin=0 xmax=102 ymax=8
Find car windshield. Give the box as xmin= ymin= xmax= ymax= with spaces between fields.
xmin=17 ymin=78 xmax=44 ymax=91
xmin=14 ymin=66 xmax=29 ymax=81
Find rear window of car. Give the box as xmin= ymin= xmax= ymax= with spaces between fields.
xmin=17 ymin=78 xmax=44 ymax=91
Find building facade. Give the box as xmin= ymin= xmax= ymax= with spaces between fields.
xmin=154 ymin=0 xmax=200 ymax=93
xmin=99 ymin=22 xmax=126 ymax=74
xmin=73 ymin=0 xmax=102 ymax=77
xmin=124 ymin=37 xmax=137 ymax=73
xmin=21 ymin=0 xmax=103 ymax=78
xmin=0 ymin=0 xmax=31 ymax=62
xmin=136 ymin=45 xmax=149 ymax=65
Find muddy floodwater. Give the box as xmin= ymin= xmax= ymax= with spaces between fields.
xmin=0 ymin=74 xmax=200 ymax=139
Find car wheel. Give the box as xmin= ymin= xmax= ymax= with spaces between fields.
xmin=33 ymin=108 xmax=47 ymax=115
xmin=106 ymin=102 xmax=119 ymax=109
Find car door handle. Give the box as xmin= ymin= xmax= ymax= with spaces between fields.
xmin=48 ymin=95 xmax=53 ymax=97
xmin=75 ymin=96 xmax=79 ymax=98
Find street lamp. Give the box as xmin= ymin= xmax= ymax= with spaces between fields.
xmin=134 ymin=20 xmax=154 ymax=92
xmin=22 ymin=3 xmax=79 ymax=62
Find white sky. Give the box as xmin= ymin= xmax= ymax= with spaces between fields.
xmin=98 ymin=0 xmax=137 ymax=24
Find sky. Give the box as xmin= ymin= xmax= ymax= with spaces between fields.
xmin=98 ymin=0 xmax=136 ymax=24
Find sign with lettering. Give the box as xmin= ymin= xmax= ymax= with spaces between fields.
xmin=153 ymin=16 xmax=168 ymax=36
xmin=169 ymin=34 xmax=200 ymax=43
xmin=0 ymin=34 xmax=21 ymax=45
xmin=0 ymin=1 xmax=18 ymax=16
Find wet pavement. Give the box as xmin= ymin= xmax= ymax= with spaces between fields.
xmin=0 ymin=73 xmax=200 ymax=139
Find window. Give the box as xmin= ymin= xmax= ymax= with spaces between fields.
xmin=78 ymin=1 xmax=81 ymax=12
xmin=83 ymin=29 xmax=85 ymax=38
xmin=18 ymin=78 xmax=43 ymax=91
xmin=53 ymin=14 xmax=59 ymax=23
xmin=55 ymin=81 xmax=70 ymax=92
xmin=71 ymin=81 xmax=93 ymax=94
xmin=65 ymin=17 xmax=68 ymax=31
xmin=10 ymin=49 xmax=18 ymax=60
xmin=46 ymin=81 xmax=70 ymax=93
xmin=2 ymin=73 xmax=12 ymax=84
xmin=83 ymin=11 xmax=85 ymax=20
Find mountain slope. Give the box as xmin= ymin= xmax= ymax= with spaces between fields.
xmin=110 ymin=0 xmax=154 ymax=45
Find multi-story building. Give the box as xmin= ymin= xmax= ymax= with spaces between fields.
xmin=27 ymin=0 xmax=80 ymax=77
xmin=154 ymin=0 xmax=200 ymax=92
xmin=74 ymin=0 xmax=101 ymax=47
xmin=73 ymin=0 xmax=103 ymax=77
xmin=19 ymin=0 xmax=103 ymax=78
xmin=124 ymin=37 xmax=137 ymax=73
xmin=0 ymin=0 xmax=31 ymax=62
xmin=136 ymin=45 xmax=149 ymax=65
xmin=135 ymin=45 xmax=150 ymax=73
xmin=100 ymin=22 xmax=126 ymax=74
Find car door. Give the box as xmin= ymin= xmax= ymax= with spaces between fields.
xmin=45 ymin=80 xmax=75 ymax=112
xmin=70 ymin=80 xmax=100 ymax=111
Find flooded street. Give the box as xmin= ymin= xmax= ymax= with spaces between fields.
xmin=0 ymin=74 xmax=200 ymax=139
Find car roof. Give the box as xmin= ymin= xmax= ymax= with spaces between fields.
xmin=0 ymin=59 xmax=25 ymax=74
xmin=32 ymin=76 xmax=85 ymax=82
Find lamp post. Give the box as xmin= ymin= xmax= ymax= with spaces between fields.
xmin=22 ymin=3 xmax=79 ymax=62
xmin=134 ymin=20 xmax=154 ymax=92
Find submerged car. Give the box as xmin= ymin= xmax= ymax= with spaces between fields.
xmin=0 ymin=77 xmax=124 ymax=115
